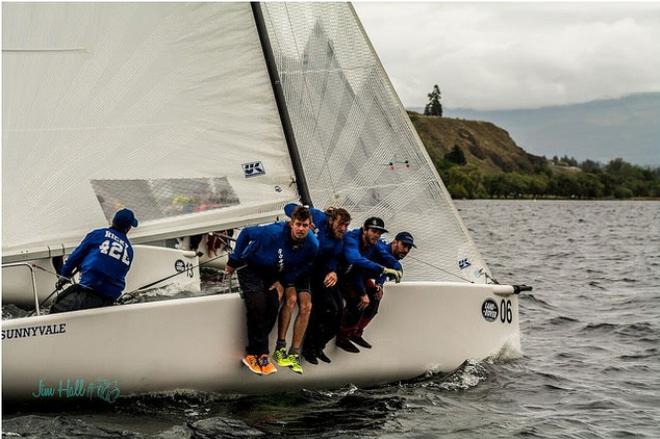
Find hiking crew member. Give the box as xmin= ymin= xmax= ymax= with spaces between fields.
xmin=50 ymin=208 xmax=138 ymax=314
xmin=353 ymin=231 xmax=417 ymax=344
xmin=336 ymin=217 xmax=403 ymax=353
xmin=281 ymin=204 xmax=351 ymax=366
xmin=226 ymin=206 xmax=318 ymax=376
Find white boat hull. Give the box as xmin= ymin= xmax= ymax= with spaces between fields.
xmin=2 ymin=245 xmax=201 ymax=308
xmin=2 ymin=282 xmax=521 ymax=401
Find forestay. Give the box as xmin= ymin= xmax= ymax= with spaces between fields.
xmin=260 ymin=3 xmax=491 ymax=282
xmin=2 ymin=3 xmax=298 ymax=262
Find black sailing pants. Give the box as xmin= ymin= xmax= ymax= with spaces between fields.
xmin=339 ymin=279 xmax=381 ymax=340
xmin=237 ymin=265 xmax=280 ymax=356
xmin=50 ymin=284 xmax=115 ymax=314
xmin=303 ymin=273 xmax=344 ymax=353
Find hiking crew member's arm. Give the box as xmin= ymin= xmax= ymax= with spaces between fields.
xmin=343 ymin=232 xmax=384 ymax=279
xmin=59 ymin=231 xmax=96 ymax=278
xmin=226 ymin=226 xmax=262 ymax=272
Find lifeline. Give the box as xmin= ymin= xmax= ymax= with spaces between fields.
xmin=2 ymin=323 xmax=66 ymax=340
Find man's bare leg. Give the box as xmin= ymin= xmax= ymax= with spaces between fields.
xmin=278 ymin=287 xmax=297 ymax=341
xmin=290 ymin=291 xmax=312 ymax=353
xmin=275 ymin=287 xmax=297 ymax=362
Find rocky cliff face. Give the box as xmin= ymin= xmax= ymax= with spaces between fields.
xmin=408 ymin=111 xmax=546 ymax=174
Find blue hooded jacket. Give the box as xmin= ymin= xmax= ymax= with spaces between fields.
xmin=227 ymin=221 xmax=319 ymax=287
xmin=284 ymin=203 xmax=343 ymax=275
xmin=59 ymin=227 xmax=134 ymax=300
xmin=341 ymin=228 xmax=402 ymax=294
xmin=374 ymin=240 xmax=404 ymax=285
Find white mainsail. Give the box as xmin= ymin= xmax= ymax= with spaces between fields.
xmin=2 ymin=3 xmax=299 ymax=263
xmin=261 ymin=3 xmax=490 ymax=283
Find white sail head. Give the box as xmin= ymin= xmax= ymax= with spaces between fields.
xmin=2 ymin=3 xmax=298 ymax=262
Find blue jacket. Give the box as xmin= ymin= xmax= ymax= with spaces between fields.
xmin=342 ymin=228 xmax=402 ymax=293
xmin=375 ymin=240 xmax=403 ymax=285
xmin=284 ymin=203 xmax=343 ymax=275
xmin=59 ymin=227 xmax=134 ymax=300
xmin=227 ymin=221 xmax=319 ymax=287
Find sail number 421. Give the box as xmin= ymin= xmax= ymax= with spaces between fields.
xmin=500 ymin=299 xmax=513 ymax=324
xmin=99 ymin=240 xmax=131 ymax=266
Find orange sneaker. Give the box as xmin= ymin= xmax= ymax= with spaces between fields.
xmin=242 ymin=354 xmax=262 ymax=375
xmin=259 ymin=355 xmax=278 ymax=376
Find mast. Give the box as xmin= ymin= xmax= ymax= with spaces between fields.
xmin=251 ymin=2 xmax=313 ymax=207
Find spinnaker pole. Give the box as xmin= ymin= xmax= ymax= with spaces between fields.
xmin=251 ymin=2 xmax=314 ymax=207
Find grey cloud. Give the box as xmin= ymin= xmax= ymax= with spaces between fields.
xmin=354 ymin=3 xmax=660 ymax=110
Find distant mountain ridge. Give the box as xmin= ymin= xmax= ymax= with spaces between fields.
xmin=411 ymin=92 xmax=660 ymax=166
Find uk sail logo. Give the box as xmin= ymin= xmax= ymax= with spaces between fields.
xmin=242 ymin=161 xmax=266 ymax=178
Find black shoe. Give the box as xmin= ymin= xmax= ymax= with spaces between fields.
xmin=302 ymin=349 xmax=318 ymax=365
xmin=336 ymin=338 xmax=360 ymax=353
xmin=350 ymin=335 xmax=372 ymax=349
xmin=316 ymin=349 xmax=331 ymax=363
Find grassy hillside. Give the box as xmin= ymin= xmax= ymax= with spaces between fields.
xmin=408 ymin=111 xmax=545 ymax=174
xmin=408 ymin=111 xmax=660 ymax=199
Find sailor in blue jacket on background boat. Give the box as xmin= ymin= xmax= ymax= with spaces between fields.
xmin=281 ymin=203 xmax=352 ymax=366
xmin=50 ymin=208 xmax=138 ymax=314
xmin=225 ymin=206 xmax=318 ymax=376
xmin=336 ymin=217 xmax=403 ymax=353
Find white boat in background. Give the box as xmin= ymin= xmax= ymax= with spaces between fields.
xmin=2 ymin=2 xmax=527 ymax=401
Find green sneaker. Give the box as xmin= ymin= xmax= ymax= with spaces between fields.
xmin=273 ymin=347 xmax=291 ymax=366
xmin=287 ymin=353 xmax=303 ymax=375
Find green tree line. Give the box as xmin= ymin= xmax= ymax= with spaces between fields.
xmin=437 ymin=151 xmax=660 ymax=199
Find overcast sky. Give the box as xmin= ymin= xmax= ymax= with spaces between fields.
xmin=353 ymin=2 xmax=660 ymax=110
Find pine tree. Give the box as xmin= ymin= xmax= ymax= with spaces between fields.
xmin=445 ymin=145 xmax=466 ymax=165
xmin=424 ymin=84 xmax=443 ymax=117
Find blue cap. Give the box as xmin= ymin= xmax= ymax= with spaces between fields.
xmin=395 ymin=231 xmax=416 ymax=248
xmin=112 ymin=208 xmax=138 ymax=229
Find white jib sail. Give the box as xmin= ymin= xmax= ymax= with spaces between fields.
xmin=260 ymin=3 xmax=491 ymax=283
xmin=2 ymin=3 xmax=298 ymax=262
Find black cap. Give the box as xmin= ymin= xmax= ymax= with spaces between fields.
xmin=395 ymin=231 xmax=416 ymax=248
xmin=113 ymin=208 xmax=138 ymax=229
xmin=363 ymin=217 xmax=388 ymax=233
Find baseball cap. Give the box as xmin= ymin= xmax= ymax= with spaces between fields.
xmin=395 ymin=231 xmax=416 ymax=248
xmin=363 ymin=217 xmax=388 ymax=233
xmin=113 ymin=208 xmax=139 ymax=229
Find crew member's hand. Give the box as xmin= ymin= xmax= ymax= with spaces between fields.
xmin=55 ymin=277 xmax=70 ymax=290
xmin=225 ymin=265 xmax=235 ymax=275
xmin=357 ymin=293 xmax=370 ymax=310
xmin=324 ymin=271 xmax=337 ymax=287
xmin=382 ymin=267 xmax=403 ymax=283
xmin=374 ymin=284 xmax=384 ymax=300
xmin=270 ymin=281 xmax=284 ymax=301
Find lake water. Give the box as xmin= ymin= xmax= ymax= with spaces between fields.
xmin=3 ymin=200 xmax=660 ymax=438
